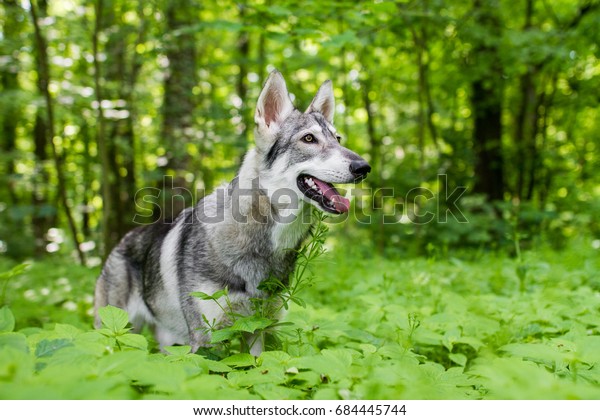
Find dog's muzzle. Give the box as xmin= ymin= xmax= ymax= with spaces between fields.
xmin=350 ymin=159 xmax=371 ymax=183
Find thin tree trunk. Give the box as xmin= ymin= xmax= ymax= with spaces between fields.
xmin=92 ymin=0 xmax=145 ymax=256
xmin=524 ymin=90 xmax=543 ymax=201
xmin=412 ymin=28 xmax=427 ymax=185
xmin=160 ymin=0 xmax=198 ymax=220
xmin=81 ymin=122 xmax=92 ymax=238
xmin=29 ymin=0 xmax=53 ymax=256
xmin=92 ymin=0 xmax=117 ymax=259
xmin=30 ymin=0 xmax=86 ymax=265
xmin=362 ymin=76 xmax=384 ymax=254
xmin=337 ymin=17 xmax=351 ymax=139
xmin=514 ymin=0 xmax=538 ymax=201
xmin=537 ymin=74 xmax=557 ymax=209
xmin=237 ymin=3 xmax=250 ymax=154
xmin=0 ymin=0 xmax=22 ymax=205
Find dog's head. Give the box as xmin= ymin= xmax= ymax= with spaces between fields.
xmin=253 ymin=71 xmax=370 ymax=215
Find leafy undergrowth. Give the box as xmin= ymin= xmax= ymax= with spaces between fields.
xmin=1 ymin=240 xmax=600 ymax=399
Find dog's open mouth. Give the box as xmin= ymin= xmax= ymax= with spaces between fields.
xmin=297 ymin=175 xmax=350 ymax=214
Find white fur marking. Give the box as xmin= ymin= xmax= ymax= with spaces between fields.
xmin=156 ymin=218 xmax=188 ymax=345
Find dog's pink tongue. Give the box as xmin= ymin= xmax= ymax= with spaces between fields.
xmin=312 ymin=178 xmax=350 ymax=213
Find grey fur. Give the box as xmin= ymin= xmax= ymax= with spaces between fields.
xmin=94 ymin=71 xmax=370 ymax=355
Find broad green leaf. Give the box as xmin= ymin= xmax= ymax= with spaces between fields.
xmin=221 ymin=353 xmax=256 ymax=368
xmin=230 ymin=316 xmax=274 ymax=333
xmin=0 ymin=306 xmax=15 ymax=333
xmin=35 ymin=339 xmax=73 ymax=358
xmin=449 ymin=353 xmax=467 ymax=367
xmin=54 ymin=324 xmax=83 ymax=339
xmin=199 ymin=358 xmax=232 ymax=373
xmin=258 ymin=351 xmax=292 ymax=368
xmin=97 ymin=350 xmax=148 ymax=376
xmin=454 ymin=336 xmax=485 ymax=351
xmin=116 ymin=333 xmax=148 ymax=350
xmin=97 ymin=327 xmax=116 ymax=338
xmin=253 ymin=383 xmax=305 ymax=399
xmin=98 ymin=306 xmax=129 ymax=332
xmin=295 ymin=349 xmax=354 ymax=382
xmin=165 ymin=345 xmax=192 ymax=356
xmin=500 ymin=343 xmax=573 ymax=366
xmin=210 ymin=328 xmax=236 ymax=344
xmin=358 ymin=344 xmax=377 ymax=355
xmin=173 ymin=375 xmax=253 ymax=400
xmin=126 ymin=360 xmax=188 ymax=393
xmin=227 ymin=367 xmax=286 ymax=387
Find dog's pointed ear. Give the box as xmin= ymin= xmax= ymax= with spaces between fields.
xmin=306 ymin=80 xmax=335 ymax=123
xmin=255 ymin=70 xmax=294 ymax=130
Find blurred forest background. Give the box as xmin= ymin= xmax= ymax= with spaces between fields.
xmin=1 ymin=0 xmax=599 ymax=265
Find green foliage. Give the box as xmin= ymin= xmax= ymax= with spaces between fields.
xmin=0 ymin=263 xmax=28 ymax=305
xmin=1 ymin=239 xmax=600 ymax=399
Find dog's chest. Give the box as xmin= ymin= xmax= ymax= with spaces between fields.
xmin=224 ymin=225 xmax=301 ymax=291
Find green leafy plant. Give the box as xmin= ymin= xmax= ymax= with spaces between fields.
xmin=192 ymin=210 xmax=329 ymax=356
xmin=96 ymin=305 xmax=148 ymax=351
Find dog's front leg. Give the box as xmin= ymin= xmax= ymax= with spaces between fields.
xmin=180 ymin=294 xmax=211 ymax=353
xmin=244 ymin=332 xmax=263 ymax=356
xmin=189 ymin=329 xmax=208 ymax=354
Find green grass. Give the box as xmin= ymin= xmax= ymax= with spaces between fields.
xmin=1 ymin=239 xmax=600 ymax=399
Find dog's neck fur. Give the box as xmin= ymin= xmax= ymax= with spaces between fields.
xmin=233 ymin=148 xmax=313 ymax=253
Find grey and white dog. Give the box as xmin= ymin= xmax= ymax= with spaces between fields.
xmin=94 ymin=70 xmax=370 ymax=355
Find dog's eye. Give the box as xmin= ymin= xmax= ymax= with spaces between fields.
xmin=302 ymin=134 xmax=315 ymax=143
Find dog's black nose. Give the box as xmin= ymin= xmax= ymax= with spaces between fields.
xmin=350 ymin=160 xmax=371 ymax=179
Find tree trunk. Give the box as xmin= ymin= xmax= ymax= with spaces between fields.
xmin=92 ymin=0 xmax=118 ymax=259
xmin=470 ymin=0 xmax=505 ymax=202
xmin=159 ymin=0 xmax=198 ymax=221
xmin=362 ymin=76 xmax=385 ymax=254
xmin=237 ymin=3 xmax=250 ymax=154
xmin=30 ymin=0 xmax=86 ymax=265
xmin=29 ymin=0 xmax=54 ymax=256
xmin=104 ymin=4 xmax=141 ymax=238
xmin=0 ymin=0 xmax=23 ymax=205
xmin=513 ymin=0 xmax=541 ymax=202
xmin=93 ymin=0 xmax=145 ymax=256
xmin=471 ymin=80 xmax=504 ymax=202
xmin=536 ymin=74 xmax=557 ymax=209
xmin=81 ymin=122 xmax=92 ymax=238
